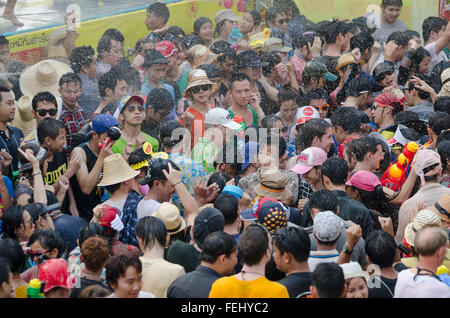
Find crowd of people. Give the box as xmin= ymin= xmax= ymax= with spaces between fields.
xmin=0 ymin=0 xmax=449 ymax=299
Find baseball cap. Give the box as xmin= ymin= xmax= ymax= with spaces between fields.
xmin=99 ymin=205 xmax=124 ymax=233
xmin=240 ymin=197 xmax=279 ymax=221
xmin=345 ymin=170 xmax=381 ymax=192
xmin=241 ymin=141 xmax=259 ymax=172
xmin=143 ymin=49 xmax=169 ymax=69
xmin=413 ymin=149 xmax=442 ymax=185
xmin=262 ymin=37 xmax=292 ymax=54
xmin=291 ymin=147 xmax=327 ymax=175
xmin=303 ymin=60 xmax=338 ymax=82
xmin=313 ymin=211 xmax=343 ymax=242
xmin=222 ymin=185 xmax=243 ymax=200
xmin=296 ymin=106 xmax=320 ymax=126
xmin=91 ymin=114 xmax=119 ymax=134
xmin=257 ymin=201 xmax=288 ymax=233
xmin=117 ymin=94 xmax=145 ymax=115
xmin=155 ymin=40 xmax=178 ymax=58
xmin=193 ymin=207 xmax=225 ymax=249
xmin=214 ymin=9 xmax=241 ymax=24
xmin=204 ymin=108 xmax=241 ymax=130
xmin=38 ymin=259 xmax=75 ymax=293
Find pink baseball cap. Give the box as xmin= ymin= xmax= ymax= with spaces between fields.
xmin=345 ymin=170 xmax=381 ymax=191
xmin=291 ymin=147 xmax=327 ymax=175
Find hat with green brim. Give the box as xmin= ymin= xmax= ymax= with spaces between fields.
xmin=303 ymin=60 xmax=337 ymax=82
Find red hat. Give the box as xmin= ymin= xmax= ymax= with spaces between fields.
xmin=155 ymin=40 xmax=178 ymax=58
xmin=345 ymin=170 xmax=381 ymax=192
xmin=99 ymin=205 xmax=124 ymax=233
xmin=373 ymin=93 xmax=404 ymax=114
xmin=38 ymin=259 xmax=75 ymax=293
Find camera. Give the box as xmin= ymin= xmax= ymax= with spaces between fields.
xmin=99 ymin=126 xmax=121 ymax=148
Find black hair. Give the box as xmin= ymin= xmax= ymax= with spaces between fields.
xmin=214 ymin=194 xmax=239 ymax=225
xmin=312 ymin=262 xmax=345 ymax=298
xmin=351 ymin=184 xmax=395 ymax=218
xmin=0 ymin=85 xmax=10 ymax=102
xmin=386 ymin=31 xmax=409 ymax=47
xmin=37 ymin=118 xmax=65 ymax=145
xmin=247 ymin=10 xmax=262 ymax=27
xmin=0 ymin=238 xmax=26 ymax=275
xmin=128 ymin=147 xmax=150 ymax=173
xmin=210 ymin=40 xmax=233 ymax=55
xmin=58 ymin=72 xmax=81 ymax=88
xmin=97 ymin=29 xmax=124 ymax=60
xmin=105 ymin=253 xmax=142 ymax=288
xmin=272 ymin=227 xmax=311 ymax=263
xmin=422 ymin=17 xmax=447 ymax=43
xmin=78 ymin=222 xmax=105 ymax=248
xmin=31 ymin=91 xmax=57 ymax=111
xmin=100 ymin=101 xmax=120 ymax=115
xmin=214 ymin=145 xmax=242 ymax=176
xmin=98 ymin=68 xmax=126 ymax=98
xmin=70 ymin=45 xmax=96 ymax=73
xmin=429 ymin=112 xmax=450 ymax=136
xmin=244 ymin=125 xmax=262 ymax=144
xmin=201 ymin=231 xmax=237 ymax=264
xmin=159 ymin=120 xmax=185 ymax=150
xmin=165 ymin=25 xmax=186 ymax=40
xmin=260 ymin=133 xmax=287 ymax=159
xmin=0 ymin=257 xmax=11 ymax=286
xmin=135 ymin=216 xmax=167 ymax=251
xmin=296 ymin=118 xmax=332 ymax=150
xmin=381 ymin=0 xmax=403 ymax=8
xmin=193 ymin=17 xmax=213 ymax=34
xmin=105 ymin=183 xmax=122 ymax=196
xmin=300 ymin=89 xmax=330 ymax=107
xmin=438 ymin=140 xmax=450 ymax=172
xmin=437 ymin=130 xmax=450 ymax=145
xmin=331 ymin=107 xmax=361 ymax=134
xmin=238 ymin=224 xmax=269 ymax=266
xmin=407 ymin=73 xmax=432 ymax=101
xmin=207 ymin=172 xmax=231 ymax=196
xmin=0 ymin=35 xmax=9 ymax=47
xmin=182 ymin=35 xmax=205 ymax=51
xmin=24 ymin=202 xmax=46 ymax=223
xmin=410 ymin=47 xmax=431 ymax=74
xmin=200 ymin=63 xmax=222 ymax=79
xmin=373 ymin=62 xmax=395 ymax=83
xmin=28 ymin=229 xmax=67 ymax=259
xmin=434 ymin=96 xmax=450 ymax=114
xmin=365 ymin=230 xmax=397 ymax=268
xmin=215 ymin=47 xmax=237 ymax=65
xmin=308 ymin=189 xmax=338 ymax=213
xmin=321 ymin=19 xmax=350 ymax=45
xmin=292 ymin=32 xmax=316 ymax=51
xmin=228 ymin=72 xmax=251 ymax=91
xmin=147 ymin=2 xmax=170 ymax=24
xmin=344 ymin=77 xmax=372 ymax=105
xmin=134 ymin=37 xmax=153 ymax=55
xmin=2 ymin=206 xmax=26 ymax=240
xmin=261 ymin=51 xmax=281 ymax=77
xmin=265 ymin=6 xmax=285 ymax=24
xmin=140 ymin=158 xmax=180 ymax=188
xmin=145 ymin=87 xmax=174 ymax=112
xmin=321 ymin=157 xmax=348 ymax=186
xmin=116 ymin=64 xmax=141 ymax=94
xmin=353 ymin=136 xmax=379 ymax=162
xmin=430 ymin=61 xmax=450 ymax=93
xmin=350 ymin=32 xmax=374 ymax=54
xmin=261 ymin=114 xmax=283 ymax=130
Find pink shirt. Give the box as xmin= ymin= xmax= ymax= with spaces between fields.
xmin=290 ymin=53 xmax=306 ymax=84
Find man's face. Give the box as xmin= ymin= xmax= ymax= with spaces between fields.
xmin=310 ymin=98 xmax=328 ymax=120
xmin=379 ymin=71 xmax=396 ymax=88
xmin=220 ymin=57 xmax=236 ymax=77
xmin=314 ymin=127 xmax=333 ymax=153
xmin=0 ymin=44 xmax=10 ymax=65
xmin=111 ymin=80 xmax=129 ymax=102
xmin=369 ymin=144 xmax=384 ymax=170
xmin=279 ymin=100 xmax=298 ymax=123
xmin=371 ymin=104 xmax=386 ymax=126
xmin=147 ymin=107 xmax=171 ymax=124
xmin=231 ymin=79 xmax=251 ymax=107
xmin=382 ymin=5 xmax=402 ymax=24
xmin=145 ymin=11 xmax=165 ymax=31
xmin=222 ymin=250 xmax=238 ymax=275
xmin=273 ymin=13 xmax=288 ymax=34
xmin=34 ymin=101 xmax=58 ymax=125
xmin=157 ymin=180 xmax=176 ymax=202
xmin=59 ymin=82 xmax=82 ymax=108
xmin=121 ymin=100 xmax=145 ymax=126
xmin=0 ymin=91 xmax=15 ymax=123
xmin=103 ymin=39 xmax=123 ymax=67
xmin=272 ymin=244 xmax=286 ymax=273
xmin=111 ymin=266 xmax=143 ymax=298
xmin=241 ymin=66 xmax=262 ymax=82
xmin=147 ymin=63 xmax=169 ymax=83
xmin=46 ymin=128 xmax=67 ymax=153
xmin=302 ymin=166 xmax=321 ymax=186
xmin=403 ymin=83 xmax=415 ymax=106
xmin=84 ymin=56 xmax=97 ymax=79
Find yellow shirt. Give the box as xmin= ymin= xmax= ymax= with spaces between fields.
xmin=209 ymin=275 xmax=289 ymax=298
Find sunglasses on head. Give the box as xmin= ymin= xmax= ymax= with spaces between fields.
xmin=126 ymin=105 xmax=145 ymax=112
xmin=376 ymin=69 xmax=394 ymax=81
xmin=190 ymin=84 xmax=211 ymax=94
xmin=36 ymin=108 xmax=58 ymax=117
xmin=26 ymin=249 xmax=48 ymax=258
xmin=312 ymin=104 xmax=329 ymax=112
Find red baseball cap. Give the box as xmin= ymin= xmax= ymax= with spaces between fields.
xmin=38 ymin=259 xmax=75 ymax=293
xmin=155 ymin=40 xmax=178 ymax=58
xmin=99 ymin=205 xmax=124 ymax=233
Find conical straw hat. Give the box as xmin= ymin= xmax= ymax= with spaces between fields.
xmin=98 ymin=154 xmax=140 ymax=187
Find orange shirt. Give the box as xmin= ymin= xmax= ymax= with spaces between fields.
xmin=179 ymin=105 xmax=215 ymax=148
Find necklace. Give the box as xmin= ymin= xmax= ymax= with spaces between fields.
xmin=240 ymin=270 xmax=265 ymax=281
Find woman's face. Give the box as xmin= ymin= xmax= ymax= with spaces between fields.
xmin=20 ymin=211 xmax=35 ymax=241
xmin=346 ymin=277 xmax=368 ymax=298
xmin=240 ymin=13 xmax=255 ymax=34
xmin=199 ymin=21 xmax=214 ymax=43
xmin=222 ymin=20 xmax=236 ymax=38
xmin=418 ymin=56 xmax=431 ymax=74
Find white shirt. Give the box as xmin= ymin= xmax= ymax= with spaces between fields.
xmin=424 ymin=42 xmax=448 ymax=75
xmin=109 ymin=291 xmax=155 ymax=298
xmin=394 ymin=269 xmax=450 ymax=298
xmin=136 ymin=199 xmax=161 ymax=220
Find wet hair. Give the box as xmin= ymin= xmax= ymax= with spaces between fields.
xmin=386 ymin=31 xmax=409 ymax=48
xmin=200 ymin=63 xmax=222 ymax=79
xmin=182 ymin=35 xmax=205 ymax=50
xmin=58 ymin=72 xmax=81 ymax=88
xmin=312 ymin=262 xmax=345 ymax=298
xmin=24 ymin=202 xmax=45 ymax=223
xmin=31 ymin=91 xmax=57 ymax=111
xmin=117 ymin=65 xmax=141 ymax=94
xmin=207 ymin=172 xmax=231 ymax=196
xmin=422 ymin=17 xmax=447 ymax=43
xmin=308 ymin=189 xmax=338 ymax=213
xmin=100 ymin=101 xmax=119 ymax=115
xmin=135 ymin=216 xmax=167 ymax=251
xmin=260 ymin=133 xmax=287 ymax=160
xmin=210 ymin=40 xmax=232 ymax=55
xmin=262 ymin=51 xmax=281 ymax=76
xmin=193 ymin=17 xmax=213 ymax=35
xmin=352 ymin=136 xmax=379 ymax=162
xmin=272 ymin=227 xmax=311 ymax=262
xmin=292 ymin=32 xmax=316 ymax=51
xmin=134 ymin=37 xmax=154 ymax=55
xmin=98 ymin=68 xmax=126 ymax=98
xmin=2 ymin=206 xmax=26 ymax=240
xmin=140 ymin=158 xmax=180 ymax=188
xmin=214 ymin=145 xmax=242 ymax=176
xmin=321 ymin=157 xmax=348 ymax=186
xmin=428 ymin=112 xmax=450 ymax=136
xmin=261 ymin=114 xmax=283 ymax=130
xmin=321 ymin=19 xmax=350 ymax=45
xmin=214 ymin=194 xmax=239 ymax=225
xmin=410 ymin=47 xmax=431 ymax=73
xmin=28 ymin=229 xmax=67 ymax=259
xmin=437 ymin=130 xmax=450 ymax=145
xmin=331 ymin=107 xmax=361 ymax=134
xmin=365 ymin=230 xmax=397 ymax=268
xmin=78 ymin=222 xmax=105 ymax=248
xmin=97 ymin=28 xmax=124 ymax=60
xmin=201 ymin=231 xmax=237 ymax=264
xmin=350 ymin=32 xmax=374 ymax=54
xmin=265 ymin=6 xmax=285 ymax=24
xmin=0 ymin=238 xmax=26 ymax=274
xmin=229 ymin=72 xmax=251 ymax=90
xmin=0 ymin=35 xmax=9 ymax=47
xmin=407 ymin=73 xmax=432 ymax=101
xmin=147 ymin=2 xmax=170 ymax=24
xmin=373 ymin=62 xmax=395 ymax=83
xmin=299 ymin=89 xmax=330 ymax=107
xmin=296 ymin=118 xmax=332 ymax=150
xmin=381 ymin=0 xmax=403 ymax=8
xmin=434 ymin=96 xmax=450 ymax=114
xmin=247 ymin=10 xmax=262 ymax=27
xmin=344 ymin=77 xmax=372 ymax=99
xmin=145 ymin=87 xmax=174 ymax=112
xmin=238 ymin=224 xmax=269 ymax=266
xmin=81 ymin=236 xmax=109 ymax=272
xmin=37 ymin=118 xmax=65 ymax=145
xmin=70 ymin=45 xmax=96 ymax=73
xmin=159 ymin=120 xmax=185 ymax=150
xmin=105 ymin=253 xmax=142 ymax=288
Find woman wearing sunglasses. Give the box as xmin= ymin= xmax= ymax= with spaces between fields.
xmin=300 ymin=89 xmax=331 ymax=121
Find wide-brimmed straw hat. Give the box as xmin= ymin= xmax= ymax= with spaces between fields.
xmin=19 ymin=59 xmax=72 ymax=97
xmin=98 ymin=154 xmax=140 ymax=187
xmin=153 ymin=202 xmax=186 ymax=235
xmin=182 ymin=69 xmax=219 ymax=98
xmin=254 ymin=169 xmax=292 ymax=201
xmin=11 ymin=94 xmax=62 ymax=137
xmin=404 ymin=209 xmax=441 ymax=246
xmin=187 ymin=45 xmax=219 ymax=69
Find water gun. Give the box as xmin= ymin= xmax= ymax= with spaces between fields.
xmin=233 ymin=115 xmax=246 ymax=138
xmin=380 ymin=142 xmax=419 ymax=192
xmin=229 ymin=26 xmax=243 ymax=51
xmin=27 ymin=279 xmax=45 ymax=298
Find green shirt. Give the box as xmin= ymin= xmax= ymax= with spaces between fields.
xmin=228 ymin=105 xmax=259 ymax=127
xmin=176 ymin=69 xmax=189 ymax=95
xmin=112 ymin=132 xmax=159 ymax=156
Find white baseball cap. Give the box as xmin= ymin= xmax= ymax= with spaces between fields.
xmin=204 ymin=108 xmax=242 ymax=130
xmin=296 ymin=106 xmax=320 ymax=126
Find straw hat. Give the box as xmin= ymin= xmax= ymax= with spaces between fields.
xmin=19 ymin=59 xmax=72 ymax=97
xmin=254 ymin=170 xmax=292 ymax=201
xmin=429 ymin=193 xmax=450 ymax=224
xmin=336 ymin=53 xmax=355 ymax=71
xmin=153 ymin=202 xmax=186 ymax=235
xmin=249 ymin=27 xmax=271 ymax=51
xmin=187 ymin=45 xmax=219 ymax=69
xmin=11 ymin=94 xmax=62 ymax=137
xmin=404 ymin=209 xmax=441 ymax=246
xmin=97 ymin=154 xmax=140 ymax=187
xmin=182 ymin=69 xmax=219 ymax=98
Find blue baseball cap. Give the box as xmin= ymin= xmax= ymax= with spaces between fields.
xmin=240 ymin=141 xmax=259 ymax=173
xmin=222 ymin=185 xmax=243 ymax=200
xmin=91 ymin=114 xmax=119 ymax=134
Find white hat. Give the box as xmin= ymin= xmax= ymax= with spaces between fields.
xmin=404 ymin=209 xmax=441 ymax=246
xmin=313 ymin=211 xmax=343 ymax=242
xmin=296 ymin=106 xmax=320 ymax=126
xmin=204 ymin=108 xmax=241 ymax=130
xmin=340 ymin=262 xmax=369 ymax=282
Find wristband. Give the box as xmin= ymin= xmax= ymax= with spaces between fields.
xmin=32 ymin=170 xmax=41 ymax=177
xmin=173 ymin=181 xmax=182 ymax=187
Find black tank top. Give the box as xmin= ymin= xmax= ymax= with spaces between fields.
xmin=69 ymin=142 xmax=103 ymax=222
